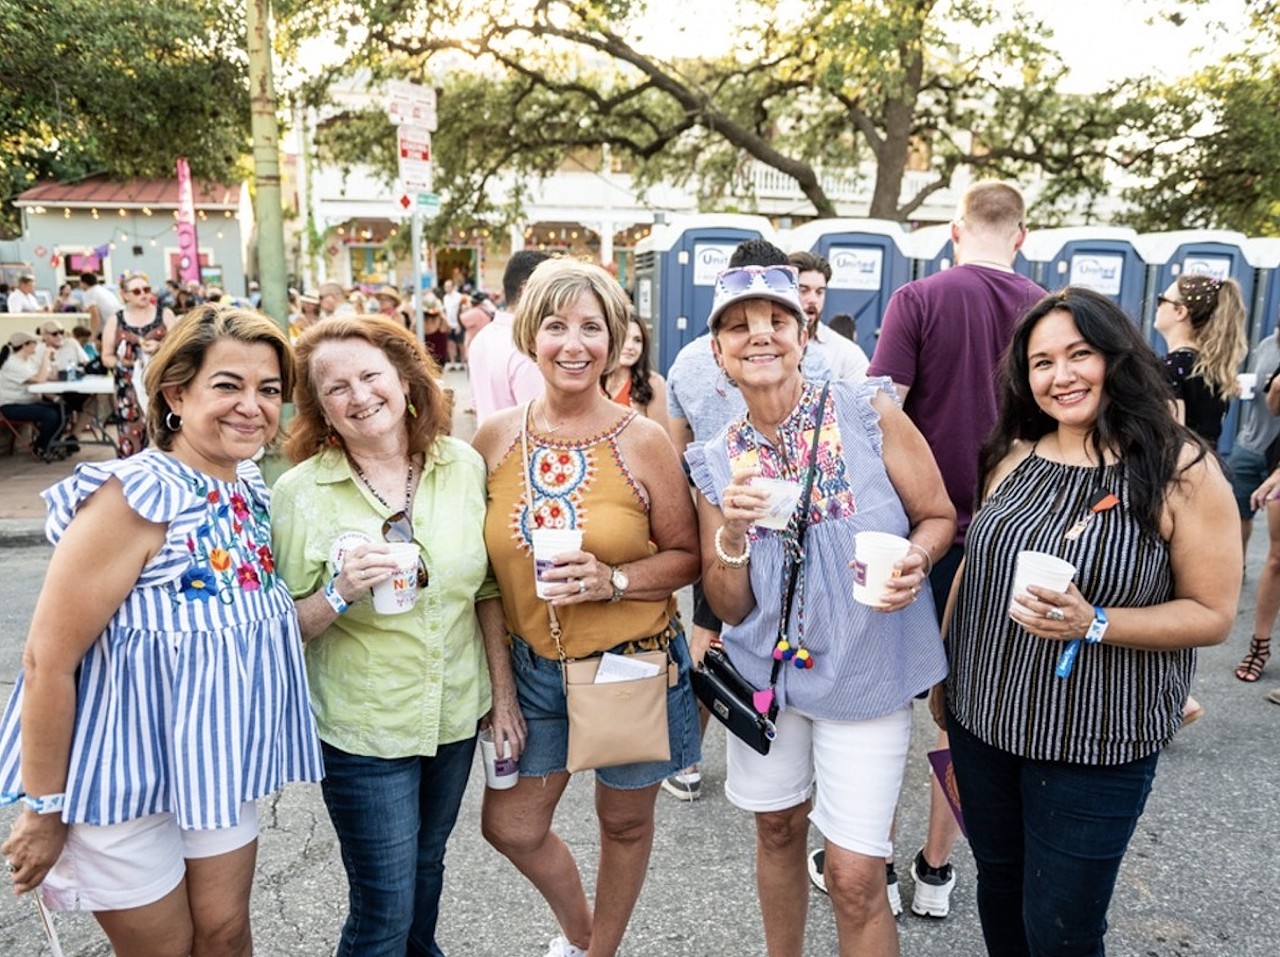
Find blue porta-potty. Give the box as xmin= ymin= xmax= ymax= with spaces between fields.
xmin=1019 ymin=227 xmax=1146 ymax=323
xmin=1245 ymin=237 xmax=1280 ymax=343
xmin=907 ymin=222 xmax=1035 ymax=282
xmin=633 ymin=214 xmax=779 ymax=374
xmin=1135 ymin=230 xmax=1255 ymax=454
xmin=785 ymin=219 xmax=913 ymax=356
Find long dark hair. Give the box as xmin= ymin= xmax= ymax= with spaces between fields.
xmin=622 ymin=312 xmax=655 ymax=407
xmin=980 ymin=287 xmax=1208 ymax=537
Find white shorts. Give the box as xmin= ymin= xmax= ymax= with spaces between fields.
xmin=724 ymin=705 xmax=912 ymax=859
xmin=41 ymin=802 xmax=258 ymax=912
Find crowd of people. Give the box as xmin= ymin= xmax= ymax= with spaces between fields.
xmin=0 ymin=179 xmax=1276 ymax=957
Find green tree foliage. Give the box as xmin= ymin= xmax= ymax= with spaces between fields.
xmin=0 ymin=0 xmax=250 ymax=236
xmin=1119 ymin=28 xmax=1280 ymax=234
xmin=279 ymin=0 xmax=1149 ymax=230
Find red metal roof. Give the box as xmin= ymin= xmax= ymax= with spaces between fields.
xmin=16 ymin=176 xmax=240 ymax=210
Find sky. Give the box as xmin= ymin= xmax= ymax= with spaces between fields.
xmin=630 ymin=0 xmax=1248 ymax=93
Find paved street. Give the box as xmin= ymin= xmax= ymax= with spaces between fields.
xmin=0 ymin=370 xmax=1277 ymax=954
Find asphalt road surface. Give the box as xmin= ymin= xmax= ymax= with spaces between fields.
xmin=0 ymin=537 xmax=1277 ymax=956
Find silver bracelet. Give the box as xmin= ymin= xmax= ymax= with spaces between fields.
xmin=907 ymin=542 xmax=933 ymax=577
xmin=714 ymin=526 xmax=751 ymax=568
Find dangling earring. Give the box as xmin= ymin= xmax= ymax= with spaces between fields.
xmin=407 ymin=398 xmax=418 ymax=418
xmin=164 ymin=411 xmax=182 ymax=432
xmin=324 ymin=425 xmax=341 ymax=447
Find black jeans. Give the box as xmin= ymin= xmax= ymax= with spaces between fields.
xmin=946 ymin=712 xmax=1158 ymax=957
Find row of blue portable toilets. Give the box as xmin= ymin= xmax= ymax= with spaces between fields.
xmin=632 ymin=215 xmax=1280 ymax=453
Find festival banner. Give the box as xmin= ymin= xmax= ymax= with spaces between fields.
xmin=175 ymin=158 xmax=202 ymax=284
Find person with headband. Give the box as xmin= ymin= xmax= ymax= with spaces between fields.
xmin=1154 ymin=273 xmax=1247 ymax=722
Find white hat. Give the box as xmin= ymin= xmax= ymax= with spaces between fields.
xmin=706 ymin=265 xmax=803 ymax=330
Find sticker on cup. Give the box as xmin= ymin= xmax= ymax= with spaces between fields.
xmin=1008 ymin=550 xmax=1076 ymax=613
xmin=752 ymin=477 xmax=803 ymax=531
xmin=371 ymin=542 xmax=422 ymax=615
xmin=531 ymin=528 xmax=584 ymax=599
xmin=1238 ymin=372 xmax=1258 ymax=401
xmin=852 ymin=531 xmax=911 ymax=607
xmin=479 ymin=727 xmax=518 ymax=790
xmin=328 ymin=531 xmax=373 ymax=577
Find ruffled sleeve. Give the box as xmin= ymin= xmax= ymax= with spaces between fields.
xmin=684 ymin=439 xmax=727 ymax=508
xmin=834 ymin=376 xmax=896 ymax=460
xmin=41 ymin=451 xmax=205 ymax=587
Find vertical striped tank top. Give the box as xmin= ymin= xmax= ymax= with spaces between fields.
xmin=947 ymin=451 xmax=1189 ymax=765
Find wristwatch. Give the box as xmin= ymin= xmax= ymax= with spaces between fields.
xmin=608 ymin=565 xmax=629 ymax=603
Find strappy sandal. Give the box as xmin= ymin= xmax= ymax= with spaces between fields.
xmin=1234 ymin=635 xmax=1271 ymax=682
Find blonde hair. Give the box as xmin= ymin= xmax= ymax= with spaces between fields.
xmin=957 ymin=181 xmax=1026 ymax=238
xmin=285 ymin=315 xmax=448 ymax=464
xmin=1177 ymin=275 xmax=1247 ymax=401
xmin=512 ymin=258 xmax=631 ymax=374
xmin=145 ymin=304 xmax=294 ymax=452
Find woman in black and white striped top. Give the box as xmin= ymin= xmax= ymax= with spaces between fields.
xmin=937 ymin=287 xmax=1240 ymax=957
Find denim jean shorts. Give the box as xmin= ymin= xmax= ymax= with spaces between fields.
xmin=1227 ymin=445 xmax=1268 ymax=518
xmin=509 ymin=624 xmax=702 ymax=789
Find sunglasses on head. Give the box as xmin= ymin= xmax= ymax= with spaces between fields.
xmin=382 ymin=511 xmax=429 ymax=589
xmin=716 ymin=265 xmax=799 ymax=296
xmin=128 ymin=286 xmax=151 ymax=295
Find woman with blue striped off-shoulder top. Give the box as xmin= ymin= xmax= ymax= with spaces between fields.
xmin=0 ymin=305 xmax=323 ymax=956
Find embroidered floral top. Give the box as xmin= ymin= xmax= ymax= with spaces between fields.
xmin=0 ymin=449 xmax=323 ymax=829
xmin=687 ymin=379 xmax=947 ymax=721
xmin=484 ymin=408 xmax=675 ymax=659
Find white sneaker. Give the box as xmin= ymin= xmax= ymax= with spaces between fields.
xmin=660 ymin=768 xmax=702 ymax=801
xmin=544 ymin=934 xmax=587 ymax=957
xmin=909 ymin=848 xmax=956 ymax=918
xmin=808 ymin=849 xmax=902 ymax=917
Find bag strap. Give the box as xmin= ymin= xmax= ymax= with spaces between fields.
xmin=764 ymin=381 xmax=830 ymax=702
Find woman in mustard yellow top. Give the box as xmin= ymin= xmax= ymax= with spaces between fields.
xmin=473 ymin=259 xmax=700 ymax=957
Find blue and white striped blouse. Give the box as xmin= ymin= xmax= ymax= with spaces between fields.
xmin=687 ymin=379 xmax=947 ymax=721
xmin=0 ymin=449 xmax=324 ymax=829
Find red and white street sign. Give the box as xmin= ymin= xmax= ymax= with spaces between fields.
xmin=387 ymin=80 xmax=437 ymax=131
xmin=397 ymin=125 xmax=433 ymax=192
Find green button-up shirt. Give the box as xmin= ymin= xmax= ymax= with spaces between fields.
xmin=272 ymin=439 xmax=499 ymax=758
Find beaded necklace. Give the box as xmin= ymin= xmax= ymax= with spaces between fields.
xmin=349 ymin=458 xmax=415 ymax=518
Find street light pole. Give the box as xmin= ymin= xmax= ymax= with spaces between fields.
xmin=247 ymin=0 xmax=288 ymax=330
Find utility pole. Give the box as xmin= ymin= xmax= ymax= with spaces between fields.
xmin=247 ymin=0 xmax=288 ymax=330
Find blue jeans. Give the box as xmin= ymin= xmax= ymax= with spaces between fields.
xmin=321 ymin=737 xmax=477 ymax=957
xmin=946 ymin=712 xmax=1158 ymax=957
xmin=1 ymin=401 xmax=62 ymax=453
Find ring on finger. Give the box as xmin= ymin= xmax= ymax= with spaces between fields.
xmin=578 ymin=579 xmax=587 ymax=594
xmin=1047 ymin=606 xmax=1065 ymax=622
xmin=5 ymin=860 xmax=15 ymax=873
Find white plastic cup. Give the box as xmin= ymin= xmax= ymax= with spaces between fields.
xmin=531 ymin=528 xmax=584 ymax=599
xmin=370 ymin=542 xmax=422 ymax=615
xmin=1238 ymin=372 xmax=1258 ymax=400
xmin=852 ymin=531 xmax=912 ymax=606
xmin=752 ymin=478 xmax=803 ymax=530
xmin=1009 ymin=550 xmax=1076 ymax=611
xmin=479 ymin=728 xmax=518 ymax=790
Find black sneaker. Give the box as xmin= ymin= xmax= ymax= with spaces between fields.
xmin=910 ymin=848 xmax=956 ymax=918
